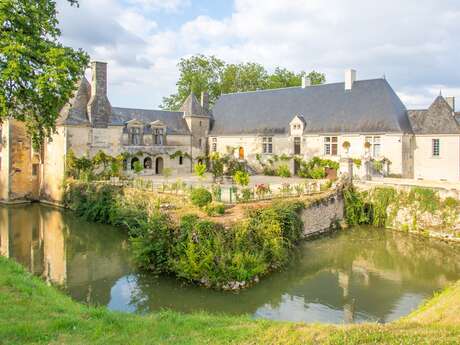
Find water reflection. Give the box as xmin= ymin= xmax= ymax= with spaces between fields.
xmin=1 ymin=203 xmax=460 ymax=324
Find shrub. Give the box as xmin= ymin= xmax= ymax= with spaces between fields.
xmin=233 ymin=170 xmax=250 ymax=186
xmin=255 ymin=184 xmax=271 ymax=199
xmin=309 ymin=166 xmax=326 ymax=179
xmin=194 ymin=163 xmax=207 ymax=179
xmin=263 ymin=166 xmax=276 ymax=176
xmin=204 ymin=202 xmax=226 ymax=216
xmin=241 ymin=187 xmax=253 ymax=202
xmin=130 ymin=212 xmax=173 ymax=274
xmin=276 ymin=164 xmax=291 ymax=177
xmin=190 ymin=187 xmax=212 ymax=208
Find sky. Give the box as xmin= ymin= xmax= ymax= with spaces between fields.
xmin=56 ymin=0 xmax=460 ymax=110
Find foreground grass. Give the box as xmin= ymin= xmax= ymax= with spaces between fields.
xmin=1 ymin=257 xmax=460 ymax=344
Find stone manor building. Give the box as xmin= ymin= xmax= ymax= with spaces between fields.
xmin=1 ymin=61 xmax=460 ymax=203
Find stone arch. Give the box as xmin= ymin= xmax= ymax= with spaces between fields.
xmin=155 ymin=157 xmax=164 ymax=174
xmin=144 ymin=157 xmax=152 ymax=169
xmin=131 ymin=157 xmax=139 ymax=170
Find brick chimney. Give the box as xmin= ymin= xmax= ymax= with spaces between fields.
xmin=201 ymin=91 xmax=209 ymax=114
xmin=87 ymin=61 xmax=112 ymax=128
xmin=345 ymin=69 xmax=357 ymax=90
xmin=301 ymin=75 xmax=311 ymax=88
xmin=446 ymin=96 xmax=455 ymax=112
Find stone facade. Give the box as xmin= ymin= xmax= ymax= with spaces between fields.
xmin=1 ymin=62 xmax=460 ymax=204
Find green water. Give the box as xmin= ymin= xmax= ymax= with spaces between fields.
xmin=1 ymin=203 xmax=460 ymax=324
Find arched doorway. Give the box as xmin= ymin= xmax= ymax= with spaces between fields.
xmin=144 ymin=157 xmax=152 ymax=169
xmin=155 ymin=157 xmax=164 ymax=174
xmin=239 ymin=147 xmax=244 ymax=160
xmin=131 ymin=157 xmax=139 ymax=170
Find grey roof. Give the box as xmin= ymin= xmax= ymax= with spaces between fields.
xmin=210 ymin=79 xmax=412 ymax=135
xmin=58 ymin=77 xmax=91 ymax=125
xmin=111 ymin=107 xmax=190 ymax=134
xmin=180 ymin=93 xmax=208 ymax=117
xmin=408 ymin=96 xmax=460 ymax=134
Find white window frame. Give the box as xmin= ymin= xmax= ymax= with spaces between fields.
xmin=262 ymin=137 xmax=273 ymax=154
xmin=365 ymin=136 xmax=381 ymax=157
xmin=211 ymin=137 xmax=217 ymax=152
xmin=432 ymin=138 xmax=440 ymax=157
xmin=153 ymin=128 xmax=164 ymax=145
xmin=129 ymin=127 xmax=142 ymax=145
xmin=324 ymin=136 xmax=338 ymax=156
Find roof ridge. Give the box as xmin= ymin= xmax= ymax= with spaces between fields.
xmin=112 ymin=106 xmax=183 ymax=114
xmin=219 ymin=78 xmax=386 ymax=96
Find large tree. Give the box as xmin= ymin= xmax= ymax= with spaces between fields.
xmin=0 ymin=0 xmax=89 ymax=148
xmin=161 ymin=55 xmax=326 ymax=110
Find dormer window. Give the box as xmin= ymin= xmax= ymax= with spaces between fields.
xmin=127 ymin=119 xmax=144 ymax=146
xmin=154 ymin=128 xmax=164 ymax=145
xmin=151 ymin=120 xmax=167 ymax=146
xmin=129 ymin=127 xmax=142 ymax=145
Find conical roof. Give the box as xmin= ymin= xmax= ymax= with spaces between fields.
xmin=180 ymin=93 xmax=207 ymax=117
xmin=58 ymin=77 xmax=91 ymax=125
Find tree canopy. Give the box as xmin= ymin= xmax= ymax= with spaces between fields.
xmin=160 ymin=54 xmax=326 ymax=110
xmin=0 ymin=0 xmax=89 ymax=148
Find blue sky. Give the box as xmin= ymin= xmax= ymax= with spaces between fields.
xmin=57 ymin=0 xmax=460 ymax=110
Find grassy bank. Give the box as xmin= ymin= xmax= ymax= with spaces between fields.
xmin=1 ymin=256 xmax=460 ymax=344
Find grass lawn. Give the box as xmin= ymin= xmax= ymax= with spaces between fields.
xmin=1 ymin=256 xmax=460 ymax=345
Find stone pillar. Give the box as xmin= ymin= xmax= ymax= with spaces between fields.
xmin=339 ymin=157 xmax=353 ymax=182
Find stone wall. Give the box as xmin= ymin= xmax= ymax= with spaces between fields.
xmin=300 ymin=191 xmax=344 ymax=237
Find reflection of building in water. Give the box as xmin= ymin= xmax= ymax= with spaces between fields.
xmin=0 ymin=204 xmax=130 ymax=306
xmin=0 ymin=205 xmax=66 ymax=284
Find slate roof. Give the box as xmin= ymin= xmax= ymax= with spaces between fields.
xmin=408 ymin=96 xmax=460 ymax=135
xmin=111 ymin=107 xmax=190 ymax=134
xmin=210 ymin=79 xmax=412 ymax=135
xmin=180 ymin=93 xmax=208 ymax=117
xmin=58 ymin=77 xmax=91 ymax=125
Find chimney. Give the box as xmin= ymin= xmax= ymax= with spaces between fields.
xmin=201 ymin=91 xmax=209 ymax=114
xmin=301 ymin=75 xmax=311 ymax=88
xmin=446 ymin=96 xmax=455 ymax=112
xmin=345 ymin=69 xmax=357 ymax=91
xmin=87 ymin=61 xmax=112 ymax=128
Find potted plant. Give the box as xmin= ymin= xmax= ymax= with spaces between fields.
xmin=342 ymin=141 xmax=351 ymax=154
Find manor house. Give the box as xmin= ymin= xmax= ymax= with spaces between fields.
xmin=1 ymin=61 xmax=459 ymax=203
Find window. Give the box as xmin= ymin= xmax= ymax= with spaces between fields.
xmin=432 ymin=138 xmax=440 ymax=157
xmin=262 ymin=137 xmax=273 ymax=154
xmin=365 ymin=136 xmax=381 ymax=157
xmin=32 ymin=163 xmax=39 ymax=176
xmin=198 ymin=138 xmax=202 ymax=148
xmin=324 ymin=136 xmax=338 ymax=155
xmin=199 ymin=121 xmax=202 ymax=127
xmin=294 ymin=137 xmax=301 ymax=155
xmin=211 ymin=138 xmax=217 ymax=152
xmin=179 ymin=156 xmax=183 ymax=165
xmin=129 ymin=127 xmax=142 ymax=145
xmin=154 ymin=128 xmax=164 ymax=145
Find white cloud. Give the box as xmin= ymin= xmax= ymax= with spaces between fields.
xmin=126 ymin=0 xmax=190 ymax=12
xmin=57 ymin=0 xmax=460 ymax=109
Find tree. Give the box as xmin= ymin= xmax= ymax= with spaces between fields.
xmin=160 ymin=54 xmax=326 ymax=110
xmin=221 ymin=62 xmax=268 ymax=94
xmin=0 ymin=0 xmax=89 ymax=148
xmin=160 ymin=55 xmax=225 ymax=111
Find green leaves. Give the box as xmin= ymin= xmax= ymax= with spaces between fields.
xmin=0 ymin=0 xmax=89 ymax=148
xmin=160 ymin=54 xmax=326 ymax=110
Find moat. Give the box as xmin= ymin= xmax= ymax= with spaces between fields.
xmin=1 ymin=203 xmax=460 ymax=324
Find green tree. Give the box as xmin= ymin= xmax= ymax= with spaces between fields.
xmin=160 ymin=55 xmax=225 ymax=110
xmin=221 ymin=62 xmax=268 ymax=94
xmin=0 ymin=0 xmax=89 ymax=148
xmin=233 ymin=170 xmax=250 ymax=187
xmin=160 ymin=54 xmax=326 ymax=110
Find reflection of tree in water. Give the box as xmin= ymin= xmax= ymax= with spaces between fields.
xmin=125 ymin=227 xmax=460 ymax=322
xmin=3 ymin=204 xmax=460 ymax=323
